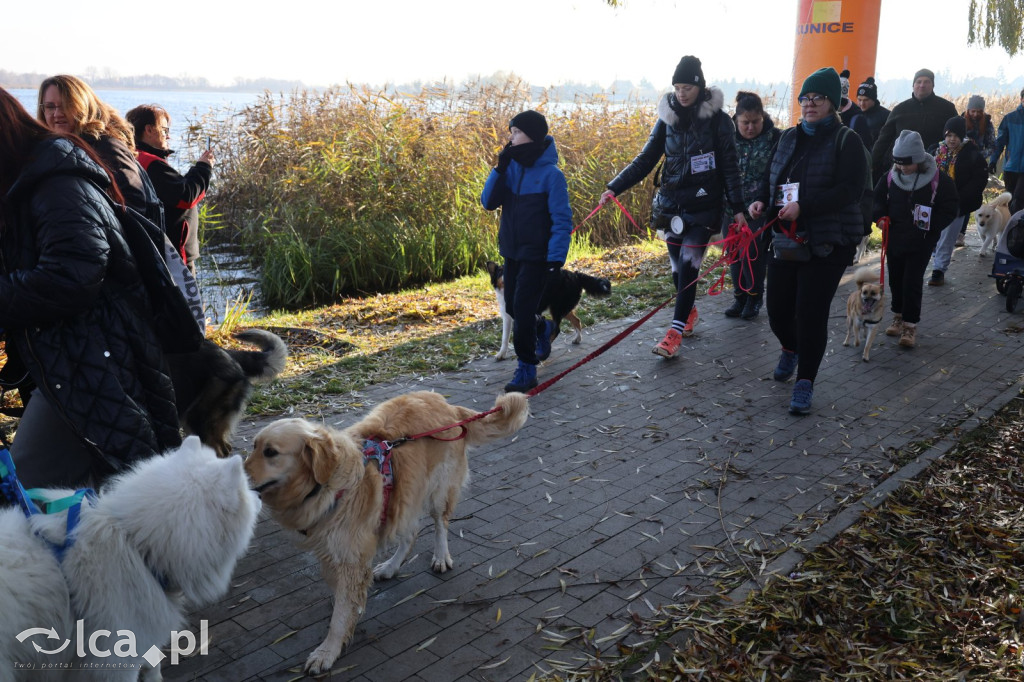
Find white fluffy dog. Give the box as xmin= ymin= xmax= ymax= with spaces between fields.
xmin=0 ymin=437 xmax=260 ymax=681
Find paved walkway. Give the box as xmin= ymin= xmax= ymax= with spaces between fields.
xmin=168 ymin=235 xmax=1024 ymax=681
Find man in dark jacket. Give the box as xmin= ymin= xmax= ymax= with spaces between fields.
xmin=126 ymin=104 xmax=214 ymax=273
xmin=854 ymin=76 xmax=890 ymax=152
xmin=870 ymin=68 xmax=958 ymax=181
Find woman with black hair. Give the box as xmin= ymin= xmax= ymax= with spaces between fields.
xmin=600 ymin=56 xmax=747 ymax=359
xmin=721 ymin=91 xmax=781 ymax=320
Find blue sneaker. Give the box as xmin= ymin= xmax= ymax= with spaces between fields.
xmin=789 ymin=379 xmax=813 ymax=415
xmin=773 ymin=349 xmax=798 ymax=382
xmin=505 ymin=360 xmax=538 ymax=393
xmin=536 ymin=318 xmax=556 ymax=361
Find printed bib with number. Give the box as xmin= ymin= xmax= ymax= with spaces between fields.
xmin=774 ymin=182 xmax=799 ymax=207
xmin=691 ymin=152 xmax=716 ymax=174
xmin=913 ymin=204 xmax=932 ymax=231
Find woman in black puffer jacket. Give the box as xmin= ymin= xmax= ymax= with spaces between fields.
xmin=600 ymin=56 xmax=747 ymax=360
xmin=0 ymin=87 xmax=181 ymax=489
xmin=748 ymin=67 xmax=868 ymax=416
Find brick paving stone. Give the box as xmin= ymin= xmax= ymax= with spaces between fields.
xmin=162 ymin=252 xmax=1024 ymax=681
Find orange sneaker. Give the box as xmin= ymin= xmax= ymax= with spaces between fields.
xmin=653 ymin=329 xmax=683 ymax=358
xmin=680 ymin=306 xmax=699 ymax=337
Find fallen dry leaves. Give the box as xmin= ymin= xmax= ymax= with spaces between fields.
xmin=541 ymin=396 xmax=1024 ymax=681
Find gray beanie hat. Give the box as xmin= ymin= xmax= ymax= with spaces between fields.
xmin=892 ymin=130 xmax=928 ymax=164
xmin=914 ymin=68 xmax=935 ymax=83
xmin=967 ymin=95 xmax=985 ymax=110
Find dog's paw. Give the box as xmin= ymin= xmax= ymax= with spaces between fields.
xmin=372 ymin=561 xmax=400 ymax=581
xmin=305 ymin=645 xmax=341 ymax=675
xmin=495 ymin=351 xmax=509 ymax=361
xmin=431 ymin=553 xmax=453 ymax=573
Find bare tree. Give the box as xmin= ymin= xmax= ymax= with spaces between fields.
xmin=968 ymin=0 xmax=1023 ymax=55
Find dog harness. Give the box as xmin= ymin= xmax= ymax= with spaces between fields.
xmin=0 ymin=447 xmax=95 ymax=561
xmin=362 ymin=438 xmax=395 ymax=526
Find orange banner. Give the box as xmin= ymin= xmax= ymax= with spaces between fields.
xmin=791 ymin=0 xmax=882 ymax=123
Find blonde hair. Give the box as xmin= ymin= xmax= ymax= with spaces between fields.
xmin=37 ymin=74 xmax=135 ymax=149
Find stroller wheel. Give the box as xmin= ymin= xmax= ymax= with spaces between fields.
xmin=1007 ymin=278 xmax=1022 ymax=313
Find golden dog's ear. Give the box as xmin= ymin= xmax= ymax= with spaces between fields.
xmin=302 ymin=428 xmax=340 ymax=485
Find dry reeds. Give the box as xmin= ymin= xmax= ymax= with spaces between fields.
xmin=196 ymin=79 xmax=658 ymax=307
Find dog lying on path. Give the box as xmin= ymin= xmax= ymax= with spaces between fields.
xmin=245 ymin=390 xmax=529 ymax=675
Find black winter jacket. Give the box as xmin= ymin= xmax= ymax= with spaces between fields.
xmin=136 ymin=141 xmax=211 ymax=268
xmin=758 ymin=118 xmax=867 ymax=249
xmin=872 ymin=155 xmax=959 ymax=256
xmin=939 ymin=139 xmax=988 ymax=215
xmin=90 ymin=134 xmax=164 ymax=227
xmin=607 ymin=88 xmax=745 ymax=226
xmin=0 ymin=137 xmax=181 ymax=479
xmin=871 ymin=93 xmax=958 ymax=180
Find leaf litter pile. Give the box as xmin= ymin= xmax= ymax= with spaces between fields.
xmin=540 ymin=396 xmax=1024 ymax=681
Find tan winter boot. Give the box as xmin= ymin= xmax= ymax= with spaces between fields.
xmin=885 ymin=313 xmax=903 ymax=337
xmin=899 ymin=322 xmax=917 ymax=348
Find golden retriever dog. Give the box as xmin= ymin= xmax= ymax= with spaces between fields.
xmin=975 ymin=191 xmax=1013 ymax=256
xmin=843 ymin=266 xmax=886 ymax=362
xmin=244 ymin=390 xmax=529 ymax=675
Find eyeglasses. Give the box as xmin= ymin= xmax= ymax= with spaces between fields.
xmin=798 ymin=95 xmax=827 ymax=107
xmin=42 ymin=103 xmax=63 ymax=113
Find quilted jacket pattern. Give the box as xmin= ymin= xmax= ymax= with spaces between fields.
xmin=1 ymin=137 xmax=181 ymax=478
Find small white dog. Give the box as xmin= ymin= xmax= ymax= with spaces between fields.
xmin=975 ymin=191 xmax=1013 ymax=256
xmin=0 ymin=437 xmax=260 ymax=681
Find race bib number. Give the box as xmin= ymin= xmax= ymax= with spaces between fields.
xmin=691 ymin=152 xmax=716 ymax=174
xmin=913 ymin=204 xmax=932 ymax=231
xmin=774 ymin=182 xmax=799 ymax=207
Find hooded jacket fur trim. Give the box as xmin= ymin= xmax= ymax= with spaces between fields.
xmin=656 ymin=87 xmax=726 ymax=126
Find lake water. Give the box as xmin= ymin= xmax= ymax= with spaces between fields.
xmin=9 ymin=87 xmax=265 ymax=323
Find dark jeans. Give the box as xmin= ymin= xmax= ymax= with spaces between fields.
xmin=766 ymin=245 xmax=854 ymax=383
xmin=503 ymin=258 xmax=551 ymax=365
xmin=667 ymin=224 xmax=712 ymax=323
xmin=1004 ymin=170 xmax=1024 ymax=215
xmin=887 ymin=247 xmax=932 ymax=324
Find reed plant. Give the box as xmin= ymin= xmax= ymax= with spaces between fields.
xmin=195 ymin=78 xmax=659 ymax=308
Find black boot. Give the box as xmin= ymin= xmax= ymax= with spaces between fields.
xmin=724 ymin=295 xmax=745 ymax=318
xmin=741 ymin=294 xmax=763 ymax=320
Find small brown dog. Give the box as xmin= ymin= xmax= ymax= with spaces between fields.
xmin=245 ymin=390 xmax=529 ymax=675
xmin=843 ymin=266 xmax=886 ymax=361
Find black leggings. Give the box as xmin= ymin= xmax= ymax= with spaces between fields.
xmin=766 ymin=246 xmax=854 ymax=383
xmin=887 ymin=247 xmax=932 ymax=324
xmin=666 ymin=225 xmax=712 ymax=322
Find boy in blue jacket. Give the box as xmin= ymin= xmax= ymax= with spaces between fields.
xmin=481 ymin=110 xmax=573 ymax=393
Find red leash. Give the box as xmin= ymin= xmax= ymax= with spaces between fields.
xmin=876 ymin=217 xmax=889 ymax=288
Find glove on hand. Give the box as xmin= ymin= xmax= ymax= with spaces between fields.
xmin=496 ymin=143 xmax=513 ymax=173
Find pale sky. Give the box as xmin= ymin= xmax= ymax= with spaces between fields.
xmin=4 ymin=0 xmax=1023 ymax=89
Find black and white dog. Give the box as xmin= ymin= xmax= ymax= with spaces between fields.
xmin=485 ymin=261 xmax=612 ymax=360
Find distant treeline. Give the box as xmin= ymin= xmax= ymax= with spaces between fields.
xmin=0 ymin=69 xmax=304 ymax=93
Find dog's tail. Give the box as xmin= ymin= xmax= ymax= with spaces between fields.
xmin=575 ymin=272 xmax=613 ymax=297
xmin=853 ymin=266 xmax=880 ymax=286
xmin=995 ymin=192 xmax=1013 ymax=207
xmin=228 ymin=330 xmax=288 ymax=382
xmin=462 ymin=392 xmax=529 ymax=446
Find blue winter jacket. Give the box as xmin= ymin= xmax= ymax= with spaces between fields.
xmin=992 ymin=104 xmax=1024 ymax=173
xmin=480 ymin=136 xmax=573 ymax=263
